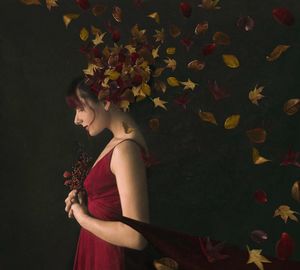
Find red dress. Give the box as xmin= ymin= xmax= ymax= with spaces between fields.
xmin=73 ymin=138 xmax=155 ymax=270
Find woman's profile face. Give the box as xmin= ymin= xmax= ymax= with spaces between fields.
xmin=73 ymin=90 xmax=108 ymax=136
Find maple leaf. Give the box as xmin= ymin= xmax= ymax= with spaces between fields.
xmin=180 ymin=78 xmax=198 ymax=90
xmin=151 ymin=97 xmax=168 ymax=110
xmin=152 ymin=45 xmax=161 ymax=59
xmin=249 ymin=85 xmax=265 ymax=105
xmin=92 ymin=32 xmax=106 ymax=46
xmin=46 ymin=0 xmax=58 ymax=10
xmin=153 ymin=28 xmax=165 ymax=43
xmin=164 ymin=58 xmax=176 ymax=71
xmin=83 ymin=63 xmax=99 ymax=76
xmin=246 ymin=246 xmax=271 ymax=270
xmin=199 ymin=237 xmax=229 ymax=262
xmin=131 ymin=24 xmax=147 ymax=43
xmin=273 ymin=205 xmax=300 ymax=223
xmin=124 ymin=44 xmax=136 ymax=54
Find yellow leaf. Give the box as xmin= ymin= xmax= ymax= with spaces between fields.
xmin=249 ymin=85 xmax=265 ymax=105
xmin=198 ymin=111 xmax=218 ymax=125
xmin=167 ymin=77 xmax=180 ymax=87
xmin=122 ymin=121 xmax=135 ymax=134
xmin=125 ymin=44 xmax=136 ymax=54
xmin=153 ymin=28 xmax=165 ymax=43
xmin=152 ymin=45 xmax=161 ymax=58
xmin=92 ymin=32 xmax=106 ymax=46
xmin=46 ymin=0 xmax=58 ymax=10
xmin=20 ymin=0 xmax=41 ymax=5
xmin=154 ymin=81 xmax=167 ymax=93
xmin=252 ymin=148 xmax=271 ymax=165
xmin=273 ymin=205 xmax=300 ymax=223
xmin=164 ymin=58 xmax=176 ymax=71
xmin=63 ymin=13 xmax=80 ymax=28
xmin=212 ymin=31 xmax=230 ymax=45
xmin=79 ymin=27 xmax=89 ymax=41
xmin=141 ymin=83 xmax=151 ymax=96
xmin=291 ymin=181 xmax=300 ymax=203
xmin=83 ymin=63 xmax=99 ymax=76
xmin=283 ymin=98 xmax=300 ymax=116
xmin=224 ymin=114 xmax=240 ymax=129
xmin=153 ymin=67 xmax=165 ymax=78
xmin=148 ymin=12 xmax=160 ymax=24
xmin=120 ymin=100 xmax=130 ymax=112
xmin=90 ymin=25 xmax=102 ymax=35
xmin=246 ymin=246 xmax=271 ymax=270
xmin=166 ymin=47 xmax=176 ymax=55
xmin=266 ymin=45 xmax=290 ymax=62
xmin=180 ymin=78 xmax=198 ymax=90
xmin=152 ymin=97 xmax=168 ymax=110
xmin=104 ymin=69 xmax=120 ymax=80
xmin=222 ymin=54 xmax=239 ymax=68
xmin=131 ymin=24 xmax=147 ymax=43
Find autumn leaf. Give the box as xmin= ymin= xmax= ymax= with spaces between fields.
xmin=104 ymin=69 xmax=120 ymax=80
xmin=212 ymin=31 xmax=230 ymax=45
xmin=272 ymin=7 xmax=295 ymax=26
xmin=249 ymin=85 xmax=265 ymax=105
xmin=63 ymin=14 xmax=80 ymax=28
xmin=180 ymin=78 xmax=198 ymax=90
xmin=202 ymin=43 xmax=216 ymax=55
xmin=246 ymin=128 xmax=267 ymax=144
xmin=80 ymin=27 xmax=89 ymax=41
xmin=246 ymin=245 xmax=271 ymax=270
xmin=153 ymin=257 xmax=178 ymax=270
xmin=194 ymin=21 xmax=208 ymax=35
xmin=20 ymin=0 xmax=41 ymax=5
xmin=179 ymin=1 xmax=192 ymax=18
xmin=153 ymin=28 xmax=165 ymax=43
xmin=291 ymin=181 xmax=300 ymax=202
xmin=152 ymin=45 xmax=160 ymax=59
xmin=166 ymin=47 xmax=176 ymax=55
xmin=75 ymin=0 xmax=90 ymax=10
xmin=199 ymin=237 xmax=229 ymax=262
xmin=222 ymin=54 xmax=239 ymax=68
xmin=154 ymin=81 xmax=167 ymax=93
xmin=187 ymin=60 xmax=205 ymax=71
xmin=198 ymin=111 xmax=218 ymax=125
xmin=236 ymin=15 xmax=255 ymax=31
xmin=92 ymin=3 xmax=107 ymax=16
xmin=46 ymin=0 xmax=58 ymax=10
xmin=208 ymin=80 xmax=230 ymax=101
xmin=198 ymin=0 xmax=221 ymax=10
xmin=83 ymin=63 xmax=98 ymax=76
xmin=112 ymin=6 xmax=122 ymax=22
xmin=266 ymin=45 xmax=290 ymax=61
xmin=274 ymin=205 xmax=300 ymax=223
xmin=167 ymin=77 xmax=180 ymax=87
xmin=164 ymin=58 xmax=176 ymax=71
xmin=152 ymin=67 xmax=165 ymax=78
xmin=174 ymin=93 xmax=190 ymax=110
xmin=283 ymin=98 xmax=300 ymax=115
xmin=224 ymin=114 xmax=240 ymax=129
xmin=148 ymin=12 xmax=160 ymax=24
xmin=122 ymin=121 xmax=135 ymax=134
xmin=252 ymin=148 xmax=271 ymax=165
xmin=92 ymin=32 xmax=106 ymax=46
xmin=275 ymin=232 xmax=295 ymax=261
xmin=151 ymin=97 xmax=168 ymax=110
xmin=131 ymin=24 xmax=147 ymax=43
xmin=169 ymin=24 xmax=181 ymax=38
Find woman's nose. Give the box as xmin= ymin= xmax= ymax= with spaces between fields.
xmin=74 ymin=112 xmax=82 ymax=125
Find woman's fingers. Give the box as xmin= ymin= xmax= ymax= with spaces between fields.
xmin=68 ymin=209 xmax=74 ymax=219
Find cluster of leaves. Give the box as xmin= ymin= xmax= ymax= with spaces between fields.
xmin=21 ymin=0 xmax=300 ymax=269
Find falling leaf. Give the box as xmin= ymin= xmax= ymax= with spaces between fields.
xmin=112 ymin=5 xmax=122 ymax=22
xmin=249 ymin=85 xmax=265 ymax=105
xmin=75 ymin=0 xmax=90 ymax=10
xmin=246 ymin=128 xmax=267 ymax=144
xmin=90 ymin=25 xmax=102 ymax=35
xmin=250 ymin=230 xmax=268 ymax=244
xmin=246 ymin=246 xmax=271 ymax=270
xmin=92 ymin=3 xmax=107 ymax=16
xmin=283 ymin=98 xmax=300 ymax=115
xmin=252 ymin=148 xmax=271 ymax=165
xmin=83 ymin=63 xmax=98 ymax=76
xmin=194 ymin=21 xmax=208 ymax=35
xmin=92 ymin=32 xmax=106 ymax=46
xmin=63 ymin=14 xmax=80 ymax=28
xmin=291 ymin=181 xmax=300 ymax=202
xmin=149 ymin=118 xmax=160 ymax=131
xmin=131 ymin=24 xmax=147 ymax=43
xmin=208 ymin=80 xmax=230 ymax=101
xmin=80 ymin=27 xmax=89 ymax=41
xmin=198 ymin=0 xmax=221 ymax=10
xmin=153 ymin=67 xmax=165 ymax=77
xmin=236 ymin=16 xmax=255 ymax=31
xmin=153 ymin=257 xmax=178 ymax=270
xmin=224 ymin=114 xmax=240 ymax=129
xmin=266 ymin=45 xmax=290 ymax=61
xmin=254 ymin=190 xmax=268 ymax=204
xmin=202 ymin=43 xmax=216 ymax=56
xmin=275 ymin=232 xmax=295 ymax=261
xmin=152 ymin=45 xmax=161 ymax=59
xmin=154 ymin=80 xmax=167 ymax=93
xmin=212 ymin=31 xmax=230 ymax=45
xmin=148 ymin=12 xmax=160 ymax=24
xmin=166 ymin=47 xmax=176 ymax=55
xmin=273 ymin=205 xmax=299 ymax=223
xmin=272 ymin=7 xmax=295 ymax=26
xmin=198 ymin=111 xmax=218 ymax=125
xmin=222 ymin=54 xmax=239 ymax=68
xmin=187 ymin=60 xmax=205 ymax=71
xmin=180 ymin=78 xmax=198 ymax=90
xmin=180 ymin=37 xmax=193 ymax=51
xmin=280 ymin=149 xmax=300 ymax=167
xmin=164 ymin=58 xmax=176 ymax=71
xmin=173 ymin=93 xmax=190 ymax=110
xmin=104 ymin=69 xmax=120 ymax=80
xmin=152 ymin=97 xmax=168 ymax=110
xmin=169 ymin=24 xmax=181 ymax=38
xmin=46 ymin=0 xmax=58 ymax=10
xmin=122 ymin=121 xmax=135 ymax=134
xmin=167 ymin=77 xmax=180 ymax=87
xmin=20 ymin=0 xmax=41 ymax=5
xmin=199 ymin=237 xmax=229 ymax=263
xmin=153 ymin=28 xmax=165 ymax=43
xmin=179 ymin=1 xmax=192 ymax=17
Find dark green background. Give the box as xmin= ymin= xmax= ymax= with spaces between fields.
xmin=1 ymin=0 xmax=300 ymax=269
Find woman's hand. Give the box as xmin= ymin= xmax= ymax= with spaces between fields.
xmin=70 ymin=190 xmax=90 ymax=223
xmin=64 ymin=189 xmax=78 ymax=219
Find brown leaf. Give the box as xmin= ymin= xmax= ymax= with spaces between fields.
xmin=198 ymin=111 xmax=218 ymax=125
xmin=194 ymin=21 xmax=208 ymax=35
xmin=212 ymin=31 xmax=230 ymax=45
xmin=92 ymin=3 xmax=107 ymax=16
xmin=266 ymin=45 xmax=290 ymax=62
xmin=153 ymin=257 xmax=178 ymax=270
xmin=169 ymin=24 xmax=181 ymax=38
xmin=283 ymin=98 xmax=300 ymax=115
xmin=112 ymin=5 xmax=122 ymax=22
xmin=187 ymin=60 xmax=205 ymax=71
xmin=291 ymin=181 xmax=300 ymax=203
xmin=246 ymin=128 xmax=267 ymax=144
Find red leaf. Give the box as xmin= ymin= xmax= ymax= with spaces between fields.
xmin=173 ymin=93 xmax=190 ymax=110
xmin=180 ymin=2 xmax=192 ymax=18
xmin=63 ymin=171 xmax=72 ymax=178
xmin=280 ymin=148 xmax=300 ymax=167
xmin=199 ymin=237 xmax=229 ymax=263
xmin=180 ymin=37 xmax=193 ymax=51
xmin=254 ymin=190 xmax=268 ymax=204
xmin=208 ymin=80 xmax=230 ymax=101
xmin=272 ymin=7 xmax=295 ymax=26
xmin=202 ymin=43 xmax=216 ymax=56
xmin=275 ymin=232 xmax=295 ymax=260
xmin=75 ymin=0 xmax=90 ymax=10
xmin=112 ymin=29 xmax=121 ymax=42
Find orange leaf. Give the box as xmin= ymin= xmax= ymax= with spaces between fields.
xmin=112 ymin=5 xmax=122 ymax=22
xmin=63 ymin=14 xmax=80 ymax=28
xmin=246 ymin=128 xmax=267 ymax=144
xmin=187 ymin=60 xmax=205 ymax=71
xmin=194 ymin=21 xmax=208 ymax=35
xmin=283 ymin=98 xmax=300 ymax=115
xmin=198 ymin=111 xmax=218 ymax=125
xmin=266 ymin=45 xmax=290 ymax=61
xmin=212 ymin=31 xmax=230 ymax=45
xmin=252 ymin=148 xmax=271 ymax=165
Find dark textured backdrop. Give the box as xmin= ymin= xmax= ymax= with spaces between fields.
xmin=1 ymin=0 xmax=300 ymax=269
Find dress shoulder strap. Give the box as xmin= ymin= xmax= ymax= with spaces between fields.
xmin=112 ymin=138 xmax=146 ymax=154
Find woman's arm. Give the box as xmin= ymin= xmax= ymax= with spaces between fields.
xmin=77 ymin=140 xmax=149 ymax=250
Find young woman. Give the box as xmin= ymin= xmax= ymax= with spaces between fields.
xmin=64 ymin=76 xmax=155 ymax=270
